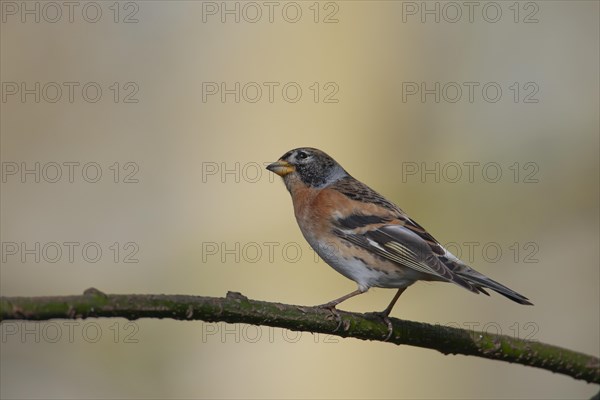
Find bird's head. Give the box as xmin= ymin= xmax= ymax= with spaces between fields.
xmin=266 ymin=147 xmax=348 ymax=188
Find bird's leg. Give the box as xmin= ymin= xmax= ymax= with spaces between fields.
xmin=381 ymin=287 xmax=406 ymax=317
xmin=319 ymin=289 xmax=365 ymax=309
xmin=376 ymin=287 xmax=407 ymax=341
xmin=317 ymin=289 xmax=366 ymax=331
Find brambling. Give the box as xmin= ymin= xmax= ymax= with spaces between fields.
xmin=267 ymin=147 xmax=532 ymax=336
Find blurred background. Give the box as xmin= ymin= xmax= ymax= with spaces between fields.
xmin=1 ymin=1 xmax=598 ymax=398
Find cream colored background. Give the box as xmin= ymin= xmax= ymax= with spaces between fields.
xmin=1 ymin=1 xmax=598 ymax=399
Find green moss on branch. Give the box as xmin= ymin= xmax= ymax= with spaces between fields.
xmin=1 ymin=288 xmax=598 ymax=384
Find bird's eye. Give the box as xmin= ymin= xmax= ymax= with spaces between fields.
xmin=297 ymin=151 xmax=308 ymax=160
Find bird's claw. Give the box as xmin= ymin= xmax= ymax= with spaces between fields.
xmin=317 ymin=302 xmax=343 ymax=332
xmin=381 ymin=314 xmax=394 ymax=341
xmin=366 ymin=311 xmax=394 ymax=341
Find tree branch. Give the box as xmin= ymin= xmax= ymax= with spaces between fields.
xmin=1 ymin=288 xmax=598 ymax=384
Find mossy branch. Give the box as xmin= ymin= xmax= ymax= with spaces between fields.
xmin=0 ymin=288 xmax=598 ymax=384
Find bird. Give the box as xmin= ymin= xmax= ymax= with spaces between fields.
xmin=266 ymin=147 xmax=532 ymax=338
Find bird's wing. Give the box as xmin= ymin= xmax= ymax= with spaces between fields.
xmin=334 ymin=216 xmax=478 ymax=292
xmin=331 ymin=177 xmax=447 ymax=255
xmin=397 ymin=214 xmax=447 ymax=255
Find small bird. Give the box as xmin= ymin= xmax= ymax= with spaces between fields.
xmin=266 ymin=147 xmax=532 ymax=336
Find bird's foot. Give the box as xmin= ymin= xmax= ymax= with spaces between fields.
xmin=366 ymin=311 xmax=394 ymax=342
xmin=317 ymin=302 xmax=343 ymax=332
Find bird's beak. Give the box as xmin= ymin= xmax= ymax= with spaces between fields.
xmin=266 ymin=160 xmax=295 ymax=177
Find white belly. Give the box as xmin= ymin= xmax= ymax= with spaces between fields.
xmin=304 ymin=233 xmax=416 ymax=292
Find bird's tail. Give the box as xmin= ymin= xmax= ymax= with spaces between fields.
xmin=456 ymin=269 xmax=533 ymax=305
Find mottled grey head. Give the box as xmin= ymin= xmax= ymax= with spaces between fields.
xmin=266 ymin=147 xmax=348 ymax=188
